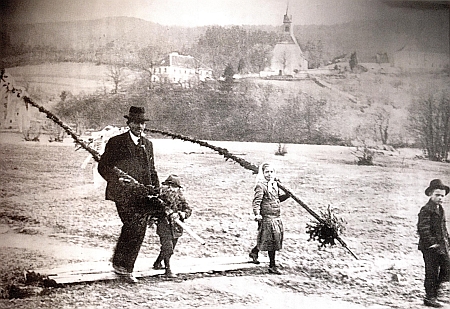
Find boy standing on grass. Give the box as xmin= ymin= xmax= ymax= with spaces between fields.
xmin=418 ymin=179 xmax=450 ymax=308
xmin=152 ymin=174 xmax=192 ymax=278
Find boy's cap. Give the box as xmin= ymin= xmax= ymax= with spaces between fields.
xmin=425 ymin=179 xmax=449 ymax=196
xmin=162 ymin=174 xmax=182 ymax=188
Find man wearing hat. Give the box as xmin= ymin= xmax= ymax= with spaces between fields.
xmin=418 ymin=179 xmax=450 ymax=307
xmin=98 ymin=106 xmax=160 ymax=283
xmin=152 ymin=174 xmax=192 ymax=278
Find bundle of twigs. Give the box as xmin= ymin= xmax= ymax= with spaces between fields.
xmin=306 ymin=205 xmax=346 ymax=247
xmin=158 ymin=186 xmax=183 ymax=214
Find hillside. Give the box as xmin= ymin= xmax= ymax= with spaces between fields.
xmin=3 ymin=62 xmax=449 ymax=147
xmin=295 ymin=13 xmax=449 ymax=62
xmin=2 ymin=13 xmax=448 ymax=64
xmin=5 ymin=17 xmax=203 ymax=51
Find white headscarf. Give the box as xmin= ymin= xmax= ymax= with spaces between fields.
xmin=255 ymin=162 xmax=278 ymax=193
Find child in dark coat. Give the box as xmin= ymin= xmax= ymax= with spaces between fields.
xmin=417 ymin=179 xmax=450 ymax=308
xmin=152 ymin=175 xmax=192 ymax=278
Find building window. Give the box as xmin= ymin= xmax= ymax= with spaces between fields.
xmin=164 ymin=68 xmax=167 ymax=73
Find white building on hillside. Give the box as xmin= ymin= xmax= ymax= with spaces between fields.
xmin=152 ymin=52 xmax=213 ymax=88
xmin=261 ymin=7 xmax=308 ymax=77
xmin=392 ymin=36 xmax=449 ymax=71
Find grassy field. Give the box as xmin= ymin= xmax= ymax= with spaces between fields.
xmin=5 ymin=63 xmax=143 ymax=100
xmin=1 ymin=131 xmax=449 ymax=308
xmin=1 ymin=62 xmax=450 ymax=308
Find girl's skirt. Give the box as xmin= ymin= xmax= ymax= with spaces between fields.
xmin=257 ymin=216 xmax=283 ymax=251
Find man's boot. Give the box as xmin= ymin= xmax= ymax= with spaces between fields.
xmin=424 ymin=297 xmax=443 ymax=308
xmin=164 ymin=257 xmax=177 ymax=278
xmin=153 ymin=253 xmax=164 ymax=270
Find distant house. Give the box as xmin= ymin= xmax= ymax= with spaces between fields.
xmin=392 ymin=40 xmax=449 ymax=71
xmin=152 ymin=52 xmax=213 ymax=88
xmin=261 ymin=7 xmax=308 ymax=77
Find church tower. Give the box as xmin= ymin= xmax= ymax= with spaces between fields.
xmin=268 ymin=4 xmax=308 ymax=75
xmin=283 ymin=7 xmax=292 ymax=34
xmin=281 ymin=5 xmax=299 ymax=46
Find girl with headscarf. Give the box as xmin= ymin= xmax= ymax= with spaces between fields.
xmin=249 ymin=162 xmax=290 ymax=274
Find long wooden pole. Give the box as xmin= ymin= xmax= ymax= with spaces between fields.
xmin=1 ymin=70 xmax=357 ymax=259
xmin=145 ymin=128 xmax=359 ymax=259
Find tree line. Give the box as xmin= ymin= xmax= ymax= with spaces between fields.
xmin=1 ymin=25 xmax=328 ymax=74
xmin=53 ymin=76 xmax=450 ymax=162
xmin=54 ymin=79 xmax=342 ymax=145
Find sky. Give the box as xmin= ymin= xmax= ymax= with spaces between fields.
xmin=1 ymin=0 xmax=447 ymax=27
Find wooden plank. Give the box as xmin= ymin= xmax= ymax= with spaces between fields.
xmin=33 ymin=255 xmax=269 ymax=284
xmin=33 ymin=261 xmax=111 ymax=276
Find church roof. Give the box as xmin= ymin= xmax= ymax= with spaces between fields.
xmin=273 ymin=42 xmax=306 ymax=58
xmin=283 ymin=14 xmax=291 ymax=24
xmin=280 ymin=32 xmax=296 ymax=44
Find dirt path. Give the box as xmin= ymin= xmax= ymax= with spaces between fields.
xmin=0 ymin=224 xmax=384 ymax=309
xmin=3 ymin=132 xmax=449 ymax=308
xmin=0 ymin=225 xmax=111 ymax=262
xmin=189 ymin=276 xmax=383 ymax=309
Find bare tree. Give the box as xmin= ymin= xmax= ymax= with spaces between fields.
xmin=256 ymin=84 xmax=278 ymax=141
xmin=107 ymin=63 xmax=124 ymax=94
xmin=276 ymin=91 xmax=329 ymax=144
xmin=409 ymin=92 xmax=450 ymax=161
xmin=372 ymin=105 xmax=391 ymax=145
xmin=249 ymin=43 xmax=272 ymax=72
xmin=137 ymin=45 xmax=163 ymax=88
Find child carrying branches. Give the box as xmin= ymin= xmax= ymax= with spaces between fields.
xmin=250 ymin=162 xmax=290 ymax=274
xmin=152 ymin=175 xmax=192 ymax=278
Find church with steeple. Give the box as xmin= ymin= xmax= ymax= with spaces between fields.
xmin=266 ymin=6 xmax=308 ymax=76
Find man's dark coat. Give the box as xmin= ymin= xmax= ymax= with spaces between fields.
xmin=98 ymin=131 xmax=159 ymax=272
xmin=98 ymin=132 xmax=159 ymax=203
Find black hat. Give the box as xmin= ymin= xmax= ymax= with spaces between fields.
xmin=425 ymin=179 xmax=449 ymax=196
xmin=124 ymin=106 xmax=149 ymax=122
xmin=162 ymin=174 xmax=182 ymax=188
